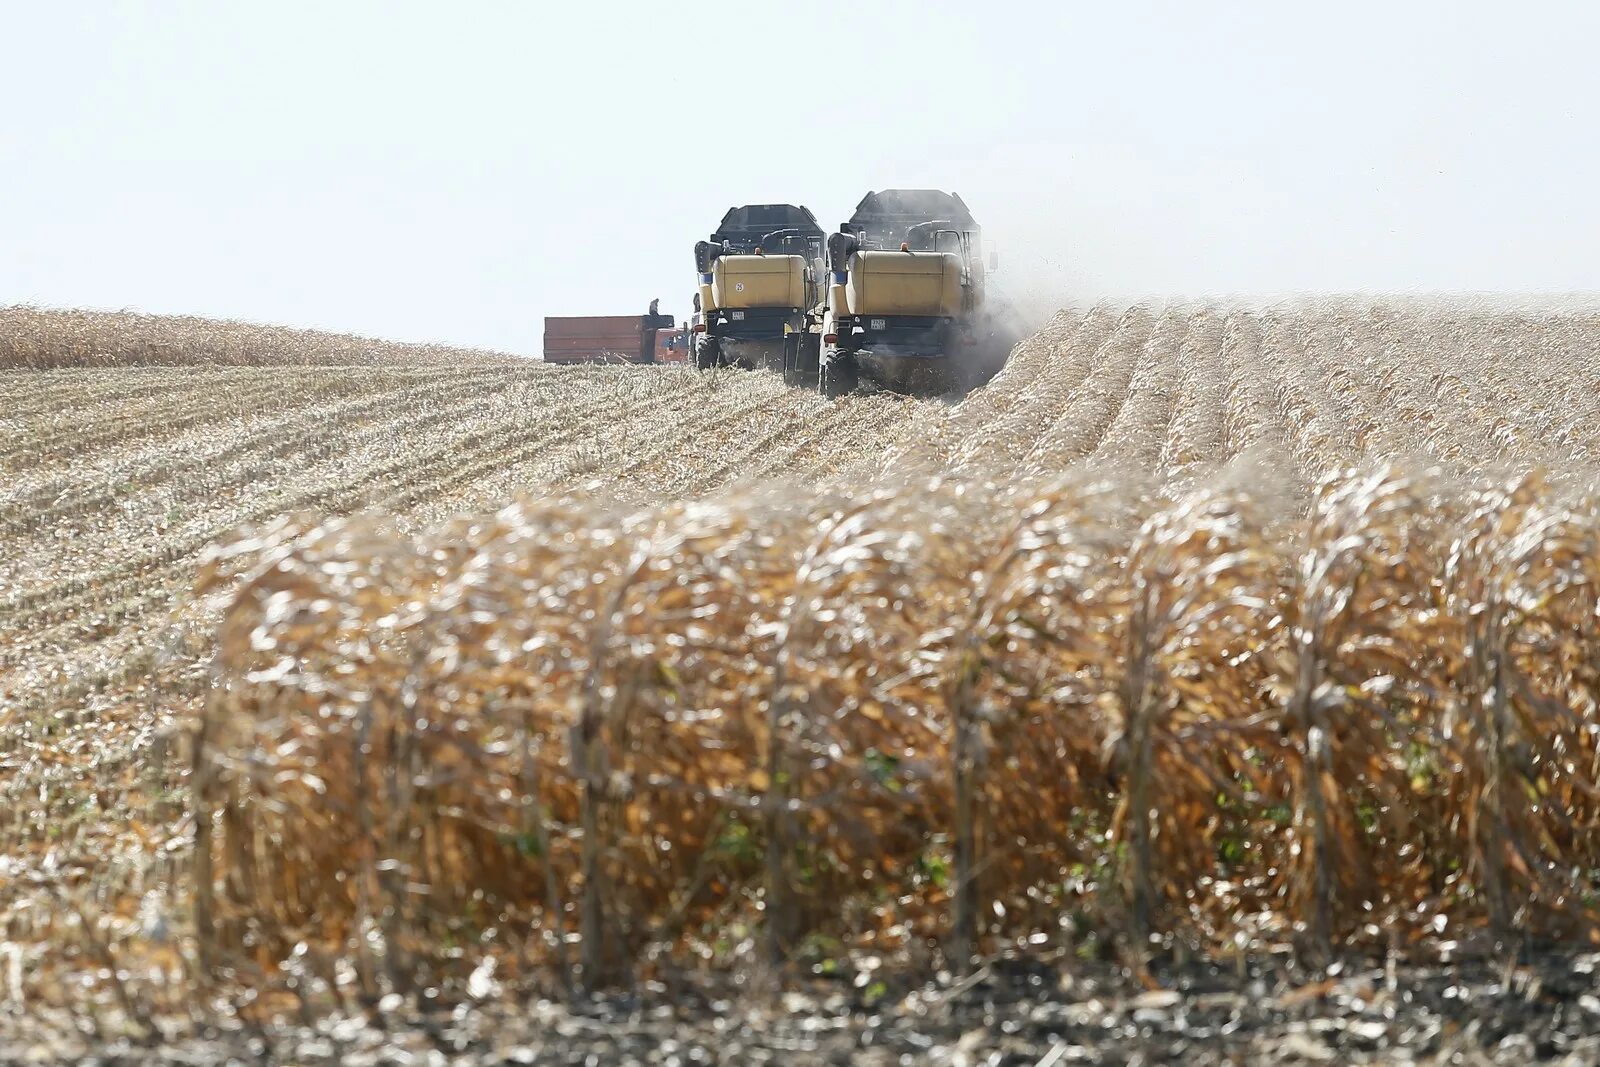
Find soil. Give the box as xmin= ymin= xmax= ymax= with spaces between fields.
xmin=9 ymin=954 xmax=1600 ymax=1065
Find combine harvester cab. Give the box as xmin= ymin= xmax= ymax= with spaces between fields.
xmin=816 ymin=189 xmax=990 ymax=398
xmin=692 ymin=204 xmax=824 ymax=376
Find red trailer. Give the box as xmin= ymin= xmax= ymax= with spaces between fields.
xmin=654 ymin=327 xmax=690 ymax=364
xmin=543 ymin=312 xmax=678 ymax=365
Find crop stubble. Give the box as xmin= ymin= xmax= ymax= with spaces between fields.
xmin=7 ymin=299 xmax=1600 ymax=1042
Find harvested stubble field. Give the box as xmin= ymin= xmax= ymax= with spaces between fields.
xmin=7 ymin=299 xmax=1600 ymax=1063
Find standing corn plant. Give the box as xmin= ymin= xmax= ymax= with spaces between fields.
xmin=942 ymin=475 xmax=1130 ymax=964
xmin=1114 ymin=488 xmax=1288 ymax=961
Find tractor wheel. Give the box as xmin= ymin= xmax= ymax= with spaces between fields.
xmin=799 ymin=334 xmax=822 ymax=389
xmin=819 ymin=355 xmax=858 ymax=399
xmin=782 ymin=336 xmax=802 ymax=386
xmin=693 ymin=336 xmax=721 ymax=371
xmin=756 ymin=342 xmax=786 ymax=374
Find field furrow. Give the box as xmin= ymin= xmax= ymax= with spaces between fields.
xmin=0 ymin=371 xmax=375 ymax=471
xmin=1088 ymin=302 xmax=1187 ymax=472
xmin=1157 ymin=307 xmax=1230 ymax=479
xmin=0 ymin=369 xmax=510 ymax=537
xmin=932 ymin=306 xmax=1117 ymax=472
xmin=0 ymin=374 xmax=704 ymax=657
xmin=0 ymin=370 xmax=229 ymax=422
xmin=1023 ymin=304 xmax=1155 ymax=468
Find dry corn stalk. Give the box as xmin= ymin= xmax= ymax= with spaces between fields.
xmin=184 ymin=460 xmax=1600 ymax=999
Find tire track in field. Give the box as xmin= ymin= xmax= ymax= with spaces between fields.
xmin=777 ymin=392 xmax=932 ymax=485
xmin=1 ymin=377 xmax=547 ymax=626
xmin=0 ymin=371 xmax=523 ymax=592
xmin=0 ymin=374 xmax=702 ymax=664
xmin=0 ymin=370 xmax=231 ymax=422
xmin=0 ymin=376 xmax=310 ymax=470
xmin=0 ymin=369 xmax=510 ymax=534
xmin=388 ymin=368 xmax=690 ymax=520
xmin=386 ymin=373 xmax=706 ymax=517
xmin=3 ymin=364 xmax=486 ymax=468
xmin=682 ymin=390 xmax=891 ymax=495
xmin=520 ymin=374 xmax=797 ymax=504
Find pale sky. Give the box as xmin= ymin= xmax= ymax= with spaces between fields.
xmin=4 ymin=2 xmax=1599 ymax=354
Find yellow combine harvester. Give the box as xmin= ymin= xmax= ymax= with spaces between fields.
xmin=689 ymin=192 xmax=1005 ymax=395
xmin=691 ymin=204 xmax=824 ymax=374
xmin=812 ymin=189 xmax=994 ymax=397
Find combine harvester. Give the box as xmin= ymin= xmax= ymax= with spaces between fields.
xmin=691 ymin=204 xmax=825 ymax=374
xmin=813 ymin=189 xmax=997 ymax=397
xmin=690 ymin=190 xmax=1005 ymax=397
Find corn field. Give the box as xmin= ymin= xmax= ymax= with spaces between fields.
xmin=7 ymin=298 xmax=1600 ymax=1049
xmin=0 ymin=306 xmax=518 ymax=369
